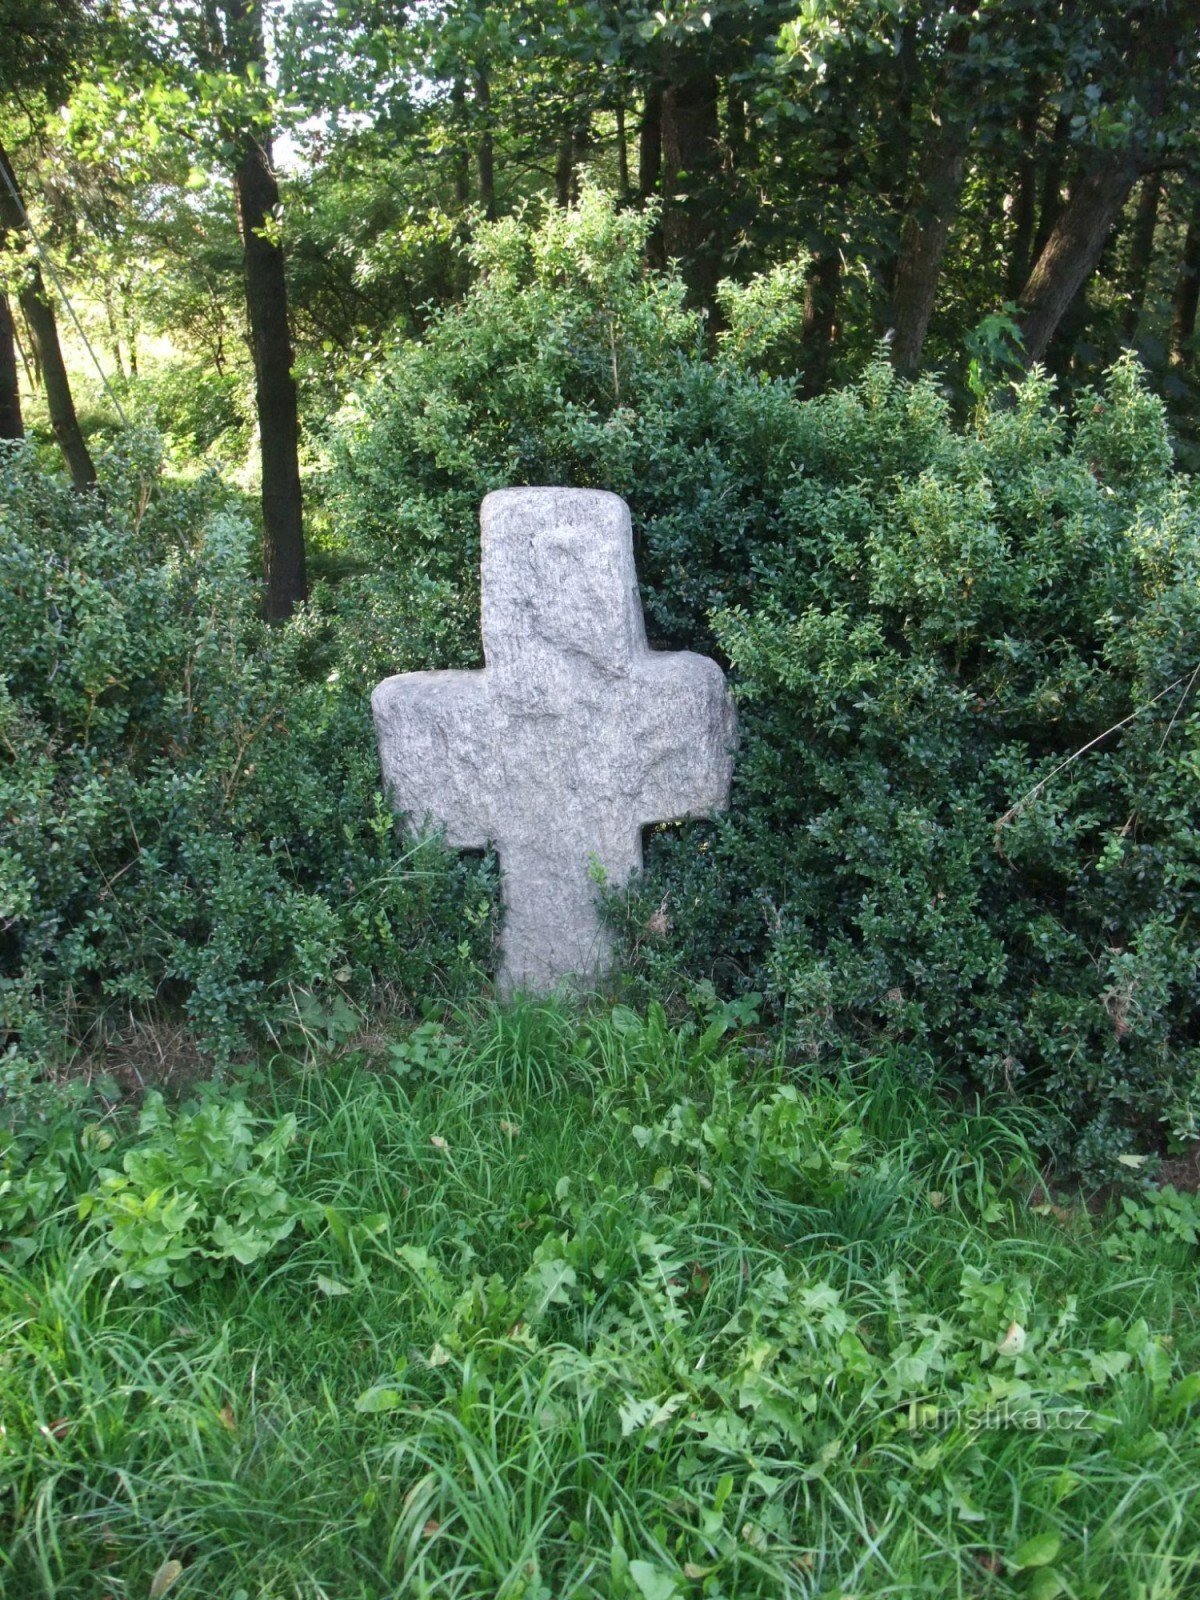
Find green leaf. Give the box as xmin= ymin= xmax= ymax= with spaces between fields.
xmin=355 ymin=1385 xmax=405 ymax=1413
xmin=149 ymin=1559 xmax=184 ymax=1598
xmin=1028 ymin=1571 xmax=1065 ymax=1600
xmin=629 ymin=1559 xmax=677 ymax=1600
xmin=1013 ymin=1532 xmax=1061 ymax=1570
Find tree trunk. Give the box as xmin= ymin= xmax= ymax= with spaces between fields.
xmin=726 ymin=83 xmax=747 ymax=168
xmin=1017 ymin=3 xmax=1191 ymax=365
xmin=555 ymin=111 xmax=588 ymax=211
xmin=1031 ymin=108 xmax=1070 ymax=261
xmin=569 ymin=119 xmax=589 ymax=208
xmin=123 ymin=276 xmax=138 ymax=376
xmin=0 ymin=142 xmax=95 ymax=487
xmin=1016 ymin=152 xmax=1142 ymax=364
xmin=103 ymin=290 xmax=127 ymax=379
xmin=19 ymin=282 xmax=97 ymax=488
xmin=801 ymin=130 xmax=851 ymax=393
xmin=875 ymin=15 xmax=919 ymax=308
xmin=1006 ymin=87 xmax=1041 ymax=298
xmin=1170 ymin=201 xmax=1200 ymax=369
xmin=222 ymin=0 xmax=306 ymax=620
xmin=451 ymin=78 xmax=470 ymax=206
xmin=888 ymin=0 xmax=976 ymax=374
xmin=0 ymin=293 xmax=22 ymax=440
xmin=554 ymin=130 xmax=573 ymax=208
xmin=13 ymin=306 xmax=36 ymax=390
xmin=889 ymin=122 xmax=970 ymax=374
xmin=615 ymin=101 xmax=630 ymax=201
xmin=800 ymin=249 xmax=841 ymax=395
xmin=1122 ymin=171 xmax=1161 ymax=338
xmin=475 ymin=69 xmax=496 ymax=220
xmin=638 ymin=81 xmax=663 ymax=201
xmin=233 ymin=134 xmax=307 ymax=621
xmin=660 ymin=72 xmax=723 ymax=312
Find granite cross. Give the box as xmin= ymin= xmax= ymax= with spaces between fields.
xmin=372 ymin=488 xmax=737 ymax=993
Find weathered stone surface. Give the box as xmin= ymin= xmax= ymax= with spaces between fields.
xmin=372 ymin=488 xmax=737 ymax=993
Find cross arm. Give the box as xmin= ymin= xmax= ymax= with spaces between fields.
xmin=630 ymin=652 xmax=738 ymax=828
xmin=372 ymin=669 xmax=494 ymax=849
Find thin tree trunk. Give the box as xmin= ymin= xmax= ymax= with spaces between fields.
xmin=233 ymin=134 xmax=306 ymax=621
xmin=801 ymin=130 xmax=851 ymax=392
xmin=638 ymin=81 xmax=663 ymax=201
xmin=615 ymin=101 xmax=630 ymax=201
xmin=451 ymin=78 xmax=470 ymax=205
xmin=0 ymin=293 xmax=22 ymax=440
xmin=640 ymin=82 xmax=665 ymax=269
xmin=222 ymin=0 xmax=305 ymax=620
xmin=554 ymin=128 xmax=573 ymax=208
xmin=1170 ymin=201 xmax=1200 ymax=369
xmin=102 ymin=291 xmax=124 ymax=377
xmin=889 ymin=0 xmax=976 ymax=374
xmin=569 ymin=120 xmax=589 ymax=207
xmin=475 ymin=68 xmax=496 ymax=220
xmin=123 ymin=276 xmax=138 ymax=376
xmin=660 ymin=72 xmax=723 ymax=312
xmin=1122 ymin=172 xmax=1161 ymax=338
xmin=726 ymin=83 xmax=746 ymax=168
xmin=875 ymin=15 xmax=918 ymax=308
xmin=0 ymin=142 xmax=95 ymax=487
xmin=890 ymin=125 xmax=969 ymax=374
xmin=13 ymin=307 xmax=36 ymax=389
xmin=800 ymin=250 xmax=841 ymax=394
xmin=1006 ymin=87 xmax=1041 ymax=298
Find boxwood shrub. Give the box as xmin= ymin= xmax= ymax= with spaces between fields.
xmin=0 ymin=434 xmax=492 ymax=1087
xmin=330 ymin=193 xmax=1200 ymax=1179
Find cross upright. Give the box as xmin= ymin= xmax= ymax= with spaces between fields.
xmin=372 ymin=488 xmax=737 ymax=994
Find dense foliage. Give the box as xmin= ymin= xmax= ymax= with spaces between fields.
xmin=334 ymin=197 xmax=1200 ymax=1178
xmin=328 ymin=193 xmax=817 ymax=662
xmin=692 ymin=357 xmax=1200 ymax=1180
xmin=3 ymin=1001 xmax=1199 ymax=1596
xmin=7 ymin=1 xmax=1200 ymax=518
xmin=0 ymin=436 xmax=493 ymax=1084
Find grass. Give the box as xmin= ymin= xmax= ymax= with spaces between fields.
xmin=2 ymin=996 xmax=1198 ymax=1599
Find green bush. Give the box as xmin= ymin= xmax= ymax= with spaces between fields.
xmin=324 ymin=188 xmax=804 ymax=672
xmin=331 ymin=193 xmax=1200 ymax=1179
xmin=0 ymin=433 xmax=493 ymax=1081
xmin=691 ymin=355 xmax=1200 ymax=1181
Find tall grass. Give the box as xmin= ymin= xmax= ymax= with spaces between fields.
xmin=2 ymin=999 xmax=1197 ymax=1598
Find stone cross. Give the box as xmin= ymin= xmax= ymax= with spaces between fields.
xmin=372 ymin=488 xmax=737 ymax=993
